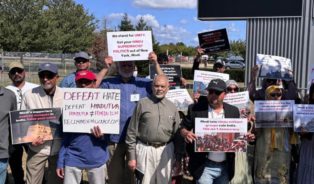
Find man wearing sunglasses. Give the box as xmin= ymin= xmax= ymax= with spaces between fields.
xmin=21 ymin=63 xmax=63 ymax=184
xmin=6 ymin=62 xmax=38 ymax=184
xmin=180 ymin=79 xmax=239 ymax=184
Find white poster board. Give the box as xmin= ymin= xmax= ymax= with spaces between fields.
xmin=166 ymin=89 xmax=193 ymax=112
xmin=224 ymin=91 xmax=250 ymax=118
xmin=256 ymin=54 xmax=293 ymax=80
xmin=107 ymin=31 xmax=153 ymax=61
xmin=62 ymin=88 xmax=120 ymax=134
xmin=195 ymin=118 xmax=247 ymax=152
xmin=193 ymin=70 xmax=229 ymax=96
xmin=294 ymin=104 xmax=314 ymax=132
xmin=255 ymin=100 xmax=294 ymax=128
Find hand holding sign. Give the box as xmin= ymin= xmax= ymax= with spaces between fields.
xmin=148 ymin=51 xmax=158 ymax=64
xmin=104 ymin=56 xmax=113 ymax=67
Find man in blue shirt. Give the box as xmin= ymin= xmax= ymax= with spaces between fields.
xmin=57 ymin=70 xmax=109 ymax=184
xmin=99 ymin=52 xmax=163 ymax=184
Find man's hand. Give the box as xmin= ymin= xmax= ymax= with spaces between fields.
xmin=196 ymin=47 xmax=205 ymax=56
xmin=180 ymin=77 xmax=187 ymax=87
xmin=56 ymin=168 xmax=64 ymax=179
xmin=32 ymin=136 xmax=44 ymax=146
xmin=148 ymin=52 xmax=158 ymax=64
xmin=128 ymin=159 xmax=137 ymax=172
xmin=246 ymin=132 xmax=256 ymax=142
xmin=91 ymin=126 xmax=103 ymax=139
xmin=181 ymin=129 xmax=196 ymax=143
xmin=104 ymin=56 xmax=113 ymax=68
xmin=193 ymin=92 xmax=201 ymax=103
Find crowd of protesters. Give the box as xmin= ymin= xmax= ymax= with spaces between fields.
xmin=0 ymin=48 xmax=313 ymax=184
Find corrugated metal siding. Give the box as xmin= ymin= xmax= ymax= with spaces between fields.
xmin=245 ymin=0 xmax=314 ymax=92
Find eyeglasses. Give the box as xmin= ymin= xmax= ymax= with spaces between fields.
xmin=208 ymin=90 xmax=223 ymax=96
xmin=270 ymin=93 xmax=282 ymax=97
xmin=75 ymin=59 xmax=89 ymax=64
xmin=120 ymin=63 xmax=134 ymax=68
xmin=38 ymin=72 xmax=56 ymax=80
xmin=227 ymin=87 xmax=239 ymax=92
xmin=9 ymin=68 xmax=24 ymax=75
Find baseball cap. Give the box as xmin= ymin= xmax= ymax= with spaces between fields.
xmin=9 ymin=62 xmax=24 ymax=71
xmin=38 ymin=63 xmax=58 ymax=74
xmin=207 ymin=79 xmax=227 ymax=92
xmin=74 ymin=51 xmax=90 ymax=61
xmin=75 ymin=70 xmax=96 ymax=81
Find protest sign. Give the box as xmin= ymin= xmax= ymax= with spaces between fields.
xmin=198 ymin=29 xmax=230 ymax=53
xmin=224 ymin=91 xmax=250 ymax=118
xmin=9 ymin=108 xmax=62 ymax=145
xmin=107 ymin=31 xmax=153 ymax=61
xmin=149 ymin=64 xmax=182 ymax=87
xmin=255 ymin=100 xmax=294 ymax=128
xmin=294 ymin=104 xmax=314 ymax=132
xmin=62 ymin=88 xmax=120 ymax=134
xmin=193 ymin=70 xmax=229 ymax=96
xmin=256 ymin=54 xmax=293 ymax=80
xmin=165 ymin=89 xmax=193 ymax=112
xmin=307 ymin=64 xmax=314 ymax=91
xmin=195 ymin=118 xmax=247 ymax=152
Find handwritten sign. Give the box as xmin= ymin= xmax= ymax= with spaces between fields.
xmin=294 ymin=104 xmax=314 ymax=132
xmin=150 ymin=64 xmax=182 ymax=87
xmin=195 ymin=118 xmax=247 ymax=152
xmin=256 ymin=54 xmax=293 ymax=80
xmin=198 ymin=29 xmax=230 ymax=53
xmin=255 ymin=100 xmax=294 ymax=128
xmin=193 ymin=70 xmax=229 ymax=96
xmin=9 ymin=108 xmax=62 ymax=144
xmin=62 ymin=88 xmax=120 ymax=134
xmin=166 ymin=89 xmax=193 ymax=112
xmin=107 ymin=31 xmax=153 ymax=61
xmin=224 ymin=91 xmax=250 ymax=118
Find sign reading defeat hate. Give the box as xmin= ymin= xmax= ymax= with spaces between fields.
xmin=107 ymin=31 xmax=153 ymax=61
xmin=62 ymin=88 xmax=120 ymax=134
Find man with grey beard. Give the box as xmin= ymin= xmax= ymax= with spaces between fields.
xmin=126 ymin=74 xmax=180 ymax=184
xmin=21 ymin=63 xmax=63 ymax=184
xmin=99 ymin=52 xmax=163 ymax=184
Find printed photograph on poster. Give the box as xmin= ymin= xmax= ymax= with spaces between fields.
xmin=165 ymin=89 xmax=193 ymax=112
xmin=198 ymin=28 xmax=230 ymax=53
xmin=149 ymin=64 xmax=182 ymax=87
xmin=255 ymin=100 xmax=294 ymax=128
xmin=256 ymin=54 xmax=293 ymax=80
xmin=9 ymin=108 xmax=62 ymax=145
xmin=294 ymin=104 xmax=314 ymax=132
xmin=194 ymin=118 xmax=247 ymax=152
xmin=107 ymin=31 xmax=153 ymax=62
xmin=193 ymin=70 xmax=229 ymax=96
xmin=224 ymin=91 xmax=250 ymax=118
xmin=307 ymin=64 xmax=314 ymax=90
xmin=62 ymin=88 xmax=120 ymax=134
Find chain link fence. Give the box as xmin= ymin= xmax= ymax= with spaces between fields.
xmin=0 ymin=51 xmax=98 ymax=86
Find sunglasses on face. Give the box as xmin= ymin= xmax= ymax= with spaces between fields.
xmin=120 ymin=63 xmax=134 ymax=68
xmin=38 ymin=72 xmax=56 ymax=80
xmin=208 ymin=90 xmax=223 ymax=96
xmin=9 ymin=68 xmax=24 ymax=75
xmin=75 ymin=59 xmax=89 ymax=64
xmin=227 ymin=87 xmax=239 ymax=92
xmin=270 ymin=93 xmax=282 ymax=97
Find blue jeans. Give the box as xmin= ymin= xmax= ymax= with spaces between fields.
xmin=197 ymin=159 xmax=229 ymax=184
xmin=0 ymin=158 xmax=8 ymax=184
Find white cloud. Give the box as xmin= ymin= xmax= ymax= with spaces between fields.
xmin=153 ymin=25 xmax=190 ymax=44
xmin=135 ymin=14 xmax=160 ymax=28
xmin=107 ymin=13 xmax=125 ymax=21
xmin=133 ymin=0 xmax=196 ymax=9
xmin=179 ymin=19 xmax=188 ymax=24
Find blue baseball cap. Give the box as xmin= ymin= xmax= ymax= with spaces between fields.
xmin=38 ymin=63 xmax=58 ymax=74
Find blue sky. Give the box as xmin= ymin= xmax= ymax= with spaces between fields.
xmin=74 ymin=0 xmax=246 ymax=46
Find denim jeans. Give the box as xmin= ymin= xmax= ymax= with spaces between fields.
xmin=0 ymin=158 xmax=8 ymax=184
xmin=197 ymin=159 xmax=229 ymax=184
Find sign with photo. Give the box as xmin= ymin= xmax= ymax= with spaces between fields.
xmin=62 ymin=88 xmax=120 ymax=134
xmin=224 ymin=91 xmax=250 ymax=118
xmin=166 ymin=89 xmax=193 ymax=112
xmin=107 ymin=31 xmax=153 ymax=61
xmin=150 ymin=64 xmax=182 ymax=87
xmin=256 ymin=54 xmax=293 ymax=80
xmin=9 ymin=108 xmax=62 ymax=145
xmin=255 ymin=100 xmax=294 ymax=128
xmin=193 ymin=70 xmax=229 ymax=96
xmin=294 ymin=104 xmax=314 ymax=132
xmin=198 ymin=29 xmax=230 ymax=53
xmin=195 ymin=118 xmax=247 ymax=152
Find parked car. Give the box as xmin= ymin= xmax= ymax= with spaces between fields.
xmin=225 ymin=60 xmax=245 ymax=70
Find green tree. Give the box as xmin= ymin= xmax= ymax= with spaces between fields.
xmin=118 ymin=13 xmax=134 ymax=31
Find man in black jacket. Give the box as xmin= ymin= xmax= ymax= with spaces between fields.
xmin=180 ymin=79 xmax=239 ymax=184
